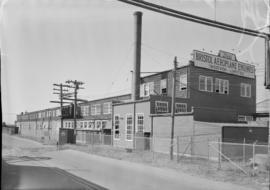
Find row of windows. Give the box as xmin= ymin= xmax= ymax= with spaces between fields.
xmin=80 ymin=102 xmax=112 ymax=117
xmin=18 ymin=109 xmax=61 ymax=121
xmin=63 ymin=120 xmax=107 ymax=130
xmin=140 ymin=73 xmax=188 ymax=97
xmin=114 ymin=113 xmax=144 ymax=140
xmin=198 ymin=75 xmax=251 ymax=97
xmin=155 ymin=101 xmax=187 ymax=113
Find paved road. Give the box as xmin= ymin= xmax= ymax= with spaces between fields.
xmin=2 ymin=134 xmax=107 ymax=190
xmin=3 ymin=134 xmax=254 ymax=190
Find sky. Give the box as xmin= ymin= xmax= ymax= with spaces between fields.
xmin=1 ymin=0 xmax=270 ymax=124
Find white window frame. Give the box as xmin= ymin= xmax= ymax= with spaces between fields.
xmin=240 ymin=83 xmax=251 ymax=98
xmin=114 ymin=115 xmax=120 ymax=140
xmin=199 ymin=75 xmax=213 ymax=92
xmin=81 ymin=105 xmax=89 ymax=117
xmin=155 ymin=101 xmax=168 ymax=113
xmin=179 ymin=73 xmax=187 ymax=91
xmin=91 ymin=104 xmax=101 ymax=115
xmin=238 ymin=115 xmax=253 ymax=122
xmin=215 ymin=78 xmax=229 ymax=94
xmin=125 ymin=114 xmax=133 ymax=141
xmin=175 ymin=103 xmax=187 ymax=113
xmin=103 ymin=102 xmax=112 ymax=114
xmin=140 ymin=82 xmax=154 ymax=97
xmin=95 ymin=120 xmax=102 ymax=130
xmin=136 ymin=113 xmax=144 ymax=133
xmin=160 ymin=79 xmax=167 ymax=95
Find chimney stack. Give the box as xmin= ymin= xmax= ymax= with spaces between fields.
xmin=132 ymin=11 xmax=143 ymax=101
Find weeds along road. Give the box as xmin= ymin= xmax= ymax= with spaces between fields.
xmin=2 ymin=134 xmax=254 ymax=190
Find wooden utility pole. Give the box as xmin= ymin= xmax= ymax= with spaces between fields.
xmin=170 ymin=56 xmax=178 ymax=160
xmin=51 ymin=83 xmax=69 ymax=129
xmin=65 ymin=80 xmax=84 ymax=139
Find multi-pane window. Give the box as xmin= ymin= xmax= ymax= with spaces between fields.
xmin=136 ymin=114 xmax=144 ymax=132
xmin=240 ymin=83 xmax=251 ymax=98
xmin=140 ymin=82 xmax=154 ymax=97
xmin=102 ymin=121 xmax=107 ymax=129
xmin=126 ymin=114 xmax=133 ymax=140
xmin=155 ymin=101 xmax=168 ymax=113
xmin=179 ymin=74 xmax=187 ymax=90
xmin=103 ymin=102 xmax=112 ymax=114
xmin=88 ymin=120 xmax=95 ymax=129
xmin=84 ymin=121 xmax=87 ymax=128
xmin=95 ymin=120 xmax=102 ymax=130
xmin=91 ymin=104 xmax=101 ymax=115
xmin=215 ymin=78 xmax=229 ymax=94
xmin=175 ymin=103 xmax=187 ymax=113
xmin=160 ymin=79 xmax=167 ymax=95
xmin=68 ymin=122 xmax=71 ymax=128
xmin=80 ymin=121 xmax=83 ymax=128
xmin=199 ymin=75 xmax=213 ymax=92
xmin=81 ymin=106 xmax=89 ymax=117
xmin=114 ymin=115 xmax=120 ymax=139
xmin=238 ymin=115 xmax=253 ymax=122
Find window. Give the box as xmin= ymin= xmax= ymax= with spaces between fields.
xmin=95 ymin=120 xmax=102 ymax=130
xmin=126 ymin=114 xmax=133 ymax=140
xmin=68 ymin=122 xmax=71 ymax=128
xmin=84 ymin=121 xmax=87 ymax=128
xmin=175 ymin=103 xmax=187 ymax=113
xmin=65 ymin=122 xmax=67 ymax=128
xmin=179 ymin=73 xmax=187 ymax=90
xmin=91 ymin=104 xmax=101 ymax=115
xmin=215 ymin=78 xmax=229 ymax=94
xmin=103 ymin=102 xmax=112 ymax=114
xmin=114 ymin=115 xmax=120 ymax=139
xmin=140 ymin=82 xmax=154 ymax=97
xmin=102 ymin=121 xmax=107 ymax=129
xmin=81 ymin=106 xmax=89 ymax=117
xmin=240 ymin=83 xmax=251 ymax=97
xmin=136 ymin=114 xmax=144 ymax=133
xmin=88 ymin=120 xmax=94 ymax=129
xmin=160 ymin=79 xmax=167 ymax=95
xmin=155 ymin=101 xmax=168 ymax=113
xmin=71 ymin=122 xmax=74 ymax=128
xmin=238 ymin=115 xmax=253 ymax=122
xmin=80 ymin=121 xmax=83 ymax=128
xmin=199 ymin=75 xmax=213 ymax=92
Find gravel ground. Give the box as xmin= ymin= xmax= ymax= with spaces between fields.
xmin=61 ymin=143 xmax=269 ymax=190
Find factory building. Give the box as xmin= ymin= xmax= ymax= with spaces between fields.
xmin=112 ymin=49 xmax=259 ymax=152
xmin=16 ymin=94 xmax=131 ymax=144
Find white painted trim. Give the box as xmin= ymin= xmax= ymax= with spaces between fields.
xmin=125 ymin=113 xmax=133 ymax=141
xmin=155 ymin=101 xmax=169 ymax=113
xmin=136 ymin=113 xmax=144 ymax=133
xmin=113 ymin=114 xmax=120 ymax=140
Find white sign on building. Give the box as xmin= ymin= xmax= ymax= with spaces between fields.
xmin=193 ymin=50 xmax=255 ymax=79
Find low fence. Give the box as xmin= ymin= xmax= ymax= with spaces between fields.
xmin=210 ymin=141 xmax=269 ymax=175
xmin=75 ymin=133 xmax=269 ymax=175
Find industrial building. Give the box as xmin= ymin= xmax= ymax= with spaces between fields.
xmin=112 ymin=49 xmax=263 ymax=153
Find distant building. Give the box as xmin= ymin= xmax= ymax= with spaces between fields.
xmin=16 ymin=94 xmax=131 ymax=144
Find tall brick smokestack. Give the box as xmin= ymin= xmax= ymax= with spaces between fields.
xmin=132 ymin=11 xmax=143 ymax=101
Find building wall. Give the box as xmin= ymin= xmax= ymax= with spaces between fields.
xmin=189 ymin=63 xmax=256 ymax=116
xmin=17 ymin=118 xmax=60 ymax=144
xmin=152 ymin=115 xmax=221 ymax=158
xmin=113 ymin=101 xmax=151 ymax=149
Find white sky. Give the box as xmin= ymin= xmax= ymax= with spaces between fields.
xmin=1 ymin=0 xmax=270 ymax=124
